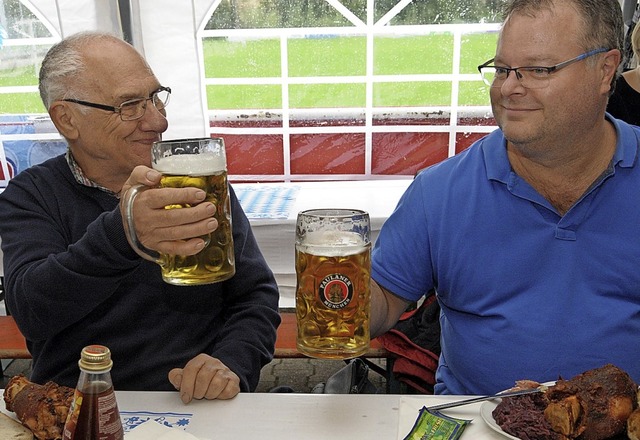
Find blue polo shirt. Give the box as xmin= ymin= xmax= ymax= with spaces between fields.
xmin=372 ymin=116 xmax=640 ymax=395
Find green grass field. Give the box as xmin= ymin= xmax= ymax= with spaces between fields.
xmin=1 ymin=32 xmax=498 ymax=113
xmin=204 ymin=33 xmax=497 ymax=109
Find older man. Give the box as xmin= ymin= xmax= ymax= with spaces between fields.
xmin=0 ymin=32 xmax=280 ymax=403
xmin=369 ymin=0 xmax=640 ymax=395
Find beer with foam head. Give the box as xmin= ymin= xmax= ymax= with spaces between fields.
xmin=155 ymin=153 xmax=235 ymax=285
xmin=123 ymin=137 xmax=235 ymax=285
xmin=295 ymin=210 xmax=371 ymax=359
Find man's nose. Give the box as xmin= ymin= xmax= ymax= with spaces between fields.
xmin=499 ymin=69 xmax=526 ymax=93
xmin=140 ymin=101 xmax=169 ymax=132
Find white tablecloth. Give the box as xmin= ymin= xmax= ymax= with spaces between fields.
xmin=0 ymin=390 xmax=510 ymax=440
xmin=234 ymin=179 xmax=413 ymax=308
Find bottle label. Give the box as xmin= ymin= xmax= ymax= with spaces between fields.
xmin=62 ymin=384 xmax=124 ymax=440
xmin=63 ymin=391 xmax=81 ymax=439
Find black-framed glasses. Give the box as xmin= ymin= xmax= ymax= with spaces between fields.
xmin=477 ymin=48 xmax=610 ymax=89
xmin=63 ymin=86 xmax=171 ymax=121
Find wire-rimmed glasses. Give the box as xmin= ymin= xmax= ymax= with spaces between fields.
xmin=477 ymin=48 xmax=609 ymax=89
xmin=63 ymin=86 xmax=171 ymax=121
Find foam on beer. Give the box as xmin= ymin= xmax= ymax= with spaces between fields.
xmin=301 ymin=230 xmax=368 ymax=256
xmin=154 ymin=154 xmax=226 ymax=176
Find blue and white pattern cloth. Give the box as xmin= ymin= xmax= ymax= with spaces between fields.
xmin=121 ymin=411 xmax=193 ymax=433
xmin=235 ymin=184 xmax=300 ymax=219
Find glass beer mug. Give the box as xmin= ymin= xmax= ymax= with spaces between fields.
xmin=123 ymin=137 xmax=235 ymax=286
xmin=295 ymin=209 xmax=371 ymax=359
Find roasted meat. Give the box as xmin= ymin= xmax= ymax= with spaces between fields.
xmin=3 ymin=374 xmax=74 ymax=440
xmin=545 ymin=364 xmax=637 ymax=440
xmin=494 ymin=364 xmax=639 ymax=440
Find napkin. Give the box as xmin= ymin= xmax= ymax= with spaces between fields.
xmin=125 ymin=420 xmax=203 ymax=440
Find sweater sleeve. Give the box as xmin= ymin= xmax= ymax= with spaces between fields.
xmin=0 ymin=158 xmax=142 ymax=340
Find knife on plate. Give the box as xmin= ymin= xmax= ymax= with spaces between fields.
xmin=425 ymin=386 xmax=547 ymax=411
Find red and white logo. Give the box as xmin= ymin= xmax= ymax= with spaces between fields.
xmin=318 ymin=273 xmax=353 ymax=309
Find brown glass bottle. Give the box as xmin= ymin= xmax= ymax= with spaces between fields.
xmin=62 ymin=345 xmax=124 ymax=440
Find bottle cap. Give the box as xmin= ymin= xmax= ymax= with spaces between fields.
xmin=78 ymin=345 xmax=114 ymax=372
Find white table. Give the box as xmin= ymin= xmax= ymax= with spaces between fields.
xmin=1 ymin=391 xmax=509 ymax=439
xmin=234 ymin=179 xmax=413 ymax=308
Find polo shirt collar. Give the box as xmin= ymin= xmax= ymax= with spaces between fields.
xmin=606 ymin=113 xmax=639 ymax=168
xmin=483 ymin=114 xmax=638 ymax=184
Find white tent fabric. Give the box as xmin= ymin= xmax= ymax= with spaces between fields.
xmin=137 ymin=0 xmax=211 ymax=139
xmin=27 ymin=0 xmax=214 ymax=140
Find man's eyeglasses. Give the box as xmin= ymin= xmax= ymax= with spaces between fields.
xmin=62 ymin=86 xmax=171 ymax=121
xmin=477 ymin=48 xmax=609 ymax=89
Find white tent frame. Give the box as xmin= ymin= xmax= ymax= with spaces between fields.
xmin=4 ymin=0 xmax=501 ymax=183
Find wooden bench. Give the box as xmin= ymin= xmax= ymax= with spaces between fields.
xmin=274 ymin=312 xmax=389 ymax=358
xmin=0 ymin=315 xmax=30 ymax=383
xmin=275 ymin=312 xmax=395 ymax=391
xmin=0 ymin=313 xmax=390 ymax=360
xmin=0 ymin=316 xmax=29 ymax=360
xmin=0 ymin=313 xmax=395 ymax=391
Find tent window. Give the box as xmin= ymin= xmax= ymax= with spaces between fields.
xmin=201 ymin=0 xmax=504 ymax=181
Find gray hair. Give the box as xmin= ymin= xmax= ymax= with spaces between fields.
xmin=38 ymin=31 xmax=124 ymax=110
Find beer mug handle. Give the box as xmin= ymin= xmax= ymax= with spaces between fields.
xmin=122 ymin=184 xmax=163 ymax=264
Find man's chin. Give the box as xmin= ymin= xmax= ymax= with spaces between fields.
xmin=503 ymin=130 xmax=545 ymax=149
xmin=499 ymin=118 xmax=533 ymax=136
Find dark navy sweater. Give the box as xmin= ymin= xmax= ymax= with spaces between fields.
xmin=0 ymin=155 xmax=280 ymax=392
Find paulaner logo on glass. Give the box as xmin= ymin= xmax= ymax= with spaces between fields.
xmin=319 ymin=274 xmax=353 ymax=309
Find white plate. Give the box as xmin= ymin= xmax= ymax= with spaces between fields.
xmin=479 ymin=399 xmax=520 ymax=440
xmin=479 ymin=382 xmax=556 ymax=440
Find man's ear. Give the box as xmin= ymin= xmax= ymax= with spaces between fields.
xmin=601 ymin=49 xmax=622 ymax=94
xmin=48 ymin=101 xmax=79 ymax=140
